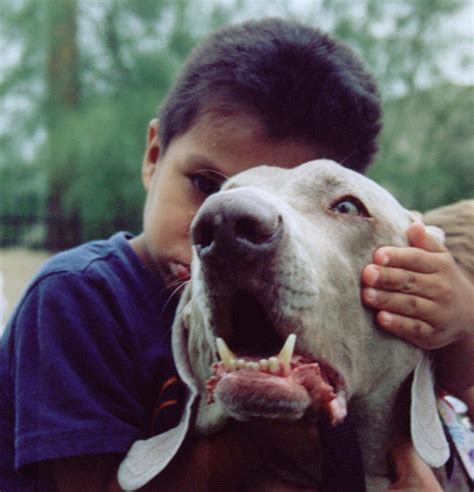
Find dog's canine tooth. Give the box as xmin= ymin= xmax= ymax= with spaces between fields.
xmin=278 ymin=334 xmax=296 ymax=373
xmin=268 ymin=356 xmax=280 ymax=373
xmin=216 ymin=338 xmax=237 ymax=367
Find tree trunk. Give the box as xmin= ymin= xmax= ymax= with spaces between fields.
xmin=45 ymin=0 xmax=80 ymax=250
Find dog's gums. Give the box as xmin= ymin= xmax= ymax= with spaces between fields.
xmin=207 ymin=334 xmax=348 ymax=425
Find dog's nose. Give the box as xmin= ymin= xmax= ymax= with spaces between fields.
xmin=191 ymin=189 xmax=282 ymax=261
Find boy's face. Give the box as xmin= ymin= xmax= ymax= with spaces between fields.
xmin=133 ymin=112 xmax=319 ymax=287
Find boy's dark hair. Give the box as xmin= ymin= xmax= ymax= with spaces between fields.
xmin=159 ymin=18 xmax=381 ymax=172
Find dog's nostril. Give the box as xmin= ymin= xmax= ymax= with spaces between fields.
xmin=192 ymin=212 xmax=221 ymax=248
xmin=234 ymin=215 xmax=279 ymax=244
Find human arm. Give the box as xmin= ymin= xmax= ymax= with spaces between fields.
xmin=361 ymin=221 xmax=474 ymax=398
xmin=385 ymin=439 xmax=443 ymax=492
xmin=9 ymin=269 xmax=163 ymax=487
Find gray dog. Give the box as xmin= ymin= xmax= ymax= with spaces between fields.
xmin=119 ymin=160 xmax=449 ymax=491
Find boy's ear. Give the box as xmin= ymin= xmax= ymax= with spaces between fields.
xmin=142 ymin=118 xmax=161 ymax=190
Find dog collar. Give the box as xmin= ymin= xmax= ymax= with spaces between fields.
xmin=319 ymin=411 xmax=367 ymax=492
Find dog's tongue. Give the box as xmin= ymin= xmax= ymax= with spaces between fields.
xmin=206 ymin=335 xmax=347 ymax=425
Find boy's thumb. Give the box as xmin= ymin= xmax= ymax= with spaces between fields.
xmin=406 ymin=221 xmax=446 ymax=253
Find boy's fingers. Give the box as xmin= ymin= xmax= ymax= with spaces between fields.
xmin=375 ymin=311 xmax=436 ymax=349
xmin=362 ymin=265 xmax=442 ymax=299
xmin=373 ymin=246 xmax=442 ymax=273
xmin=361 ymin=289 xmax=439 ymax=330
xmin=371 ymin=222 xmax=448 ymax=273
xmin=406 ymin=221 xmax=446 ymax=253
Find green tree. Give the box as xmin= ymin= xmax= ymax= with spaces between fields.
xmin=313 ymin=0 xmax=473 ymax=209
xmin=0 ymin=0 xmax=472 ymax=249
xmin=45 ymin=0 xmax=80 ymax=249
xmin=370 ymin=85 xmax=474 ymax=210
xmin=0 ymin=0 xmax=241 ymax=249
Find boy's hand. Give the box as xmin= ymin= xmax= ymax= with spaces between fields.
xmin=361 ymin=221 xmax=474 ymax=351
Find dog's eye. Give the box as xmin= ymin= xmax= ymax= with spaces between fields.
xmin=189 ymin=174 xmax=222 ymax=196
xmin=330 ymin=196 xmax=370 ymax=217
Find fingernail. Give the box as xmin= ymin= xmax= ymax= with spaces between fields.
xmin=365 ymin=288 xmax=377 ymax=302
xmin=379 ymin=252 xmax=389 ymax=265
xmin=367 ymin=266 xmax=379 ymax=285
xmin=380 ymin=312 xmax=393 ymax=325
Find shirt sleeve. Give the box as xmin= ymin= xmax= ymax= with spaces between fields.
xmin=11 ymin=270 xmax=144 ymax=470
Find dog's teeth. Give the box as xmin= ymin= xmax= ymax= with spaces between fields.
xmin=216 ymin=338 xmax=237 ymax=367
xmin=268 ymin=356 xmax=280 ymax=373
xmin=237 ymin=359 xmax=246 ymax=369
xmin=246 ymin=362 xmax=259 ymax=371
xmin=278 ymin=333 xmax=296 ymax=373
xmin=259 ymin=359 xmax=269 ymax=371
xmin=228 ymin=359 xmax=237 ymax=371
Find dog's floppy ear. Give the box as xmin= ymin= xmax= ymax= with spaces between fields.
xmin=117 ymin=298 xmax=198 ymax=491
xmin=410 ymin=355 xmax=450 ymax=467
xmin=117 ymin=394 xmax=195 ymax=491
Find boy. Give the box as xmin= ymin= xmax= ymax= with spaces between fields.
xmin=1 ymin=18 xmax=472 ymax=491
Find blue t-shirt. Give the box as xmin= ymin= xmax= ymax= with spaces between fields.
xmin=0 ymin=232 xmax=182 ymax=491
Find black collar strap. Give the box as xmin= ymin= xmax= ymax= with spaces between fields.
xmin=318 ymin=411 xmax=367 ymax=492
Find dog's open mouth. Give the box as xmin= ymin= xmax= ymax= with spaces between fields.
xmin=204 ymin=292 xmax=347 ymax=426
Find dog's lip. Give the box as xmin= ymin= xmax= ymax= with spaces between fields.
xmin=212 ymin=352 xmax=347 ymax=396
xmin=210 ymin=334 xmax=348 ymax=425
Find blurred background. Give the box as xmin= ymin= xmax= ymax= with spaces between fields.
xmin=0 ymin=0 xmax=473 ymax=326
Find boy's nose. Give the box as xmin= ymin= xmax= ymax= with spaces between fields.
xmin=191 ymin=188 xmax=282 ymax=263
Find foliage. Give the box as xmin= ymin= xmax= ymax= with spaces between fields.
xmin=0 ymin=0 xmax=242 ymax=248
xmin=369 ymin=84 xmax=474 ymax=211
xmin=0 ymin=0 xmax=472 ymax=249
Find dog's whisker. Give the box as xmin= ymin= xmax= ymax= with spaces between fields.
xmin=161 ymin=281 xmax=189 ymax=316
xmin=165 ymin=277 xmax=187 ymax=292
xmin=155 ymin=281 xmax=190 ymax=346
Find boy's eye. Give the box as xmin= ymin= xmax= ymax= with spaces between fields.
xmin=330 ymin=196 xmax=370 ymax=217
xmin=189 ymin=174 xmax=222 ymax=196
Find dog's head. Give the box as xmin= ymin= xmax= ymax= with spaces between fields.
xmin=174 ymin=159 xmax=448 ymax=455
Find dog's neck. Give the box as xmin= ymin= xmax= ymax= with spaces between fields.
xmin=351 ymin=376 xmax=411 ymax=482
